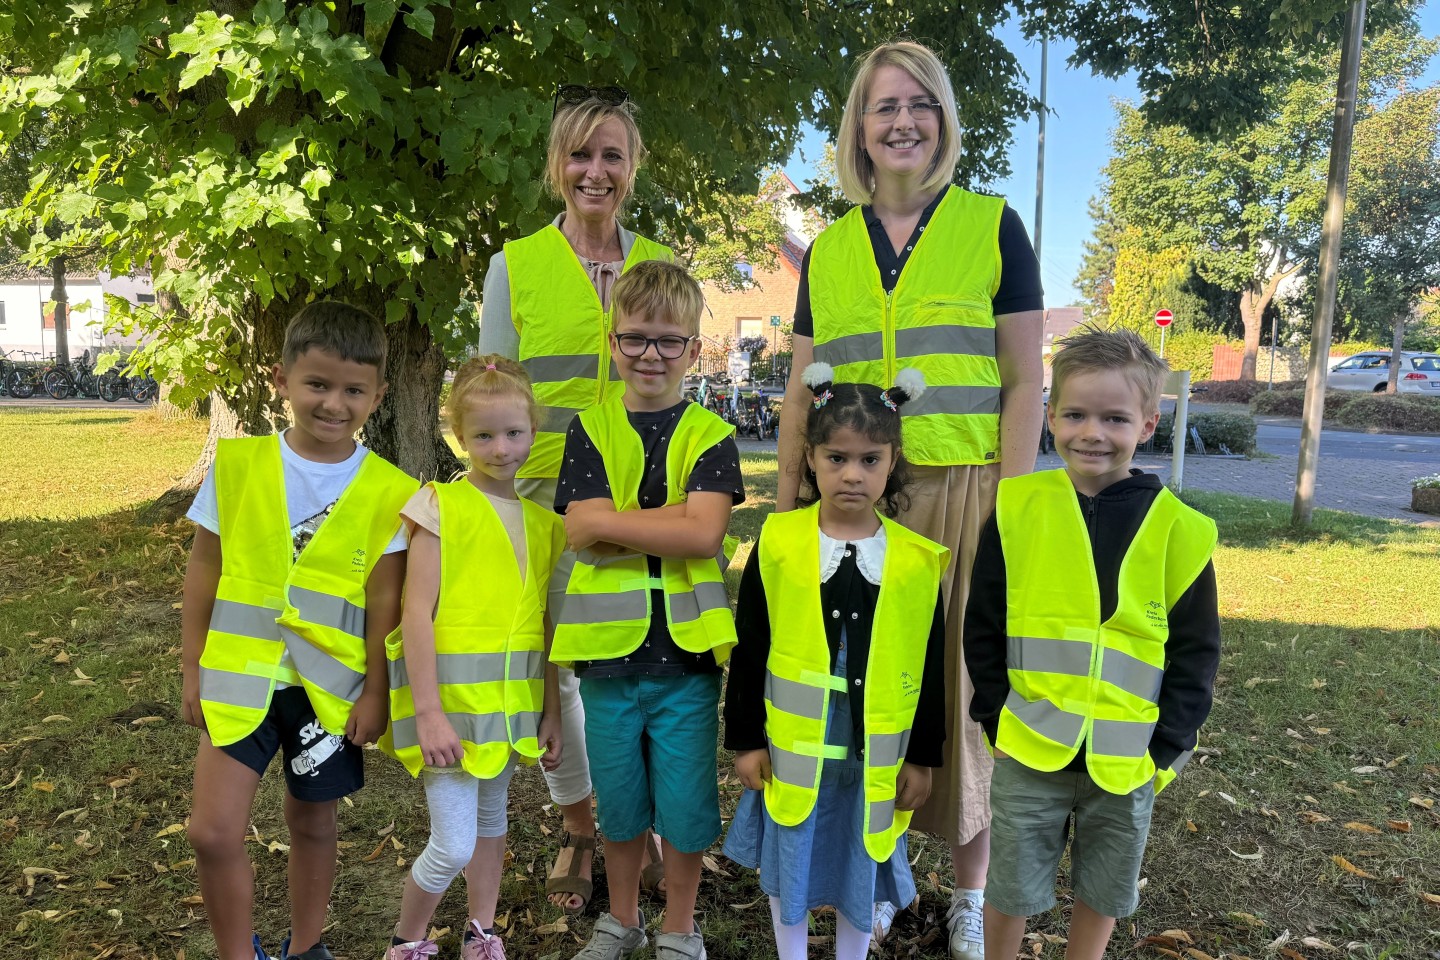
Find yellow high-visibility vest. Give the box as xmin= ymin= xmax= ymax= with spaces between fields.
xmin=505 ymin=226 xmax=674 ymax=479
xmin=758 ymin=505 xmax=950 ymax=861
xmin=550 ymin=396 xmax=737 ymax=666
xmin=380 ymin=480 xmax=565 ymax=778
xmin=809 ymin=186 xmax=1005 ymax=466
xmin=199 ymin=436 xmax=417 ymax=747
xmin=995 ymin=469 xmax=1217 ymax=794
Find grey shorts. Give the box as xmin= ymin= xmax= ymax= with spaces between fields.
xmin=986 ymin=756 xmax=1155 ymax=919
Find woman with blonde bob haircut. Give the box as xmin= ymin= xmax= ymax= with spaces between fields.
xmin=479 ymin=85 xmax=674 ymax=918
xmin=775 ymin=40 xmax=1046 ymax=960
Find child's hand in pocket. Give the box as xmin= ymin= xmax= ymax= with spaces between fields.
xmin=895 ymin=764 xmax=932 ymax=811
xmin=734 ymin=748 xmax=772 ymax=791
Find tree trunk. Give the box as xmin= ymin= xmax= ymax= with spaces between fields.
xmin=1386 ymin=313 xmax=1406 ymax=393
xmin=1238 ymin=284 xmax=1264 ymax=381
xmin=140 ymin=391 xmax=246 ymax=524
xmin=363 ymin=310 xmax=462 ymax=483
xmin=49 ymin=255 xmax=70 ymax=364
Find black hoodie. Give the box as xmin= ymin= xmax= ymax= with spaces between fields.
xmin=964 ymin=470 xmax=1220 ymax=773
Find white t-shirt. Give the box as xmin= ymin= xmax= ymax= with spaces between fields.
xmin=188 ymin=430 xmax=408 ymax=686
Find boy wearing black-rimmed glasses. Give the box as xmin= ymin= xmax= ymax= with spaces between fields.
xmin=551 ymin=259 xmax=744 ymax=960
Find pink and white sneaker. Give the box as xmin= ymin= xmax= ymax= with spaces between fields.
xmin=383 ymin=939 xmax=438 ymax=960
xmin=460 ymin=919 xmax=506 ymax=960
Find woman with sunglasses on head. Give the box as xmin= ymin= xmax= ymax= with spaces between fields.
xmin=773 ymin=41 xmax=1045 ymax=960
xmin=479 ymin=84 xmax=673 ymax=918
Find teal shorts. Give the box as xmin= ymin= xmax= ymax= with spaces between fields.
xmin=578 ymin=672 xmax=722 ymax=852
xmin=986 ymin=756 xmax=1155 ymax=919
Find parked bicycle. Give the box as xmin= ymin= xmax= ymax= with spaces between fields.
xmin=3 ymin=351 xmax=49 ymax=399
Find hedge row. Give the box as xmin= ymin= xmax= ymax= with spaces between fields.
xmin=1153 ymin=411 xmax=1257 ymax=455
xmin=1251 ymin=389 xmax=1440 ymax=432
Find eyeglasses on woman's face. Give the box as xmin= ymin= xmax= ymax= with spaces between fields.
xmin=863 ymin=98 xmax=942 ymax=122
xmin=612 ymin=333 xmax=695 ymax=360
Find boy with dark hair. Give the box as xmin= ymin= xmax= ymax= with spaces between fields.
xmin=552 ymin=260 xmax=744 ymax=960
xmin=965 ymin=327 xmax=1221 ymax=960
xmin=181 ymin=301 xmax=417 ymax=960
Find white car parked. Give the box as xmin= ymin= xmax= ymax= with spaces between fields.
xmin=1327 ymin=351 xmax=1440 ymax=395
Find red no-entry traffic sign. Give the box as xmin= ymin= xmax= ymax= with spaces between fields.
xmin=1155 ymin=309 xmax=1174 ymax=327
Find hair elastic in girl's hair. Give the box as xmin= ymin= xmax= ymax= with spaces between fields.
xmin=485 ymin=362 xmax=497 ymax=371
xmin=881 ymin=368 xmax=927 ymax=411
xmin=801 ymin=361 xmax=836 ymax=408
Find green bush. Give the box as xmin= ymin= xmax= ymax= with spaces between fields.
xmin=1250 ymin=389 xmax=1351 ymax=419
xmin=1191 ymin=379 xmax=1268 ymax=404
xmin=1159 ymin=332 xmax=1230 ymax=382
xmin=1333 ymin=393 xmax=1440 ymax=433
xmin=1154 ymin=410 xmax=1257 ymax=454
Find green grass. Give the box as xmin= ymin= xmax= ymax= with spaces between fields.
xmin=2 ymin=416 xmax=1438 ymax=959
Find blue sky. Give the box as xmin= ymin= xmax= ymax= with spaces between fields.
xmin=784 ymin=3 xmax=1440 ymax=308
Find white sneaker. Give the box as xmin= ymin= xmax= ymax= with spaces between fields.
xmin=872 ymin=901 xmax=898 ymax=943
xmin=945 ymin=892 xmax=984 ymax=960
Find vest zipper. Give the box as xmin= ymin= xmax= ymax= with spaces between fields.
xmin=883 ymin=289 xmax=895 ymax=384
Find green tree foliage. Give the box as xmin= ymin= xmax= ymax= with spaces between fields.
xmin=670 ymin=170 xmax=789 ymax=293
xmin=1089 ymin=15 xmax=1438 ymax=380
xmin=2 ymin=0 xmax=1413 ymax=484
xmin=1074 ymin=193 xmax=1119 ymax=323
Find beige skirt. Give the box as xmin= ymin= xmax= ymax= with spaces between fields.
xmin=897 ymin=462 xmax=1001 ymax=846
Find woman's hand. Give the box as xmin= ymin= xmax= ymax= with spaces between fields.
xmin=417 ymin=711 xmax=464 ymax=768
xmin=734 ymin=748 xmax=772 ymax=791
xmin=895 ymin=763 xmax=932 ymax=811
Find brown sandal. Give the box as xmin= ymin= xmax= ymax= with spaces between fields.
xmin=545 ymin=832 xmax=596 ymax=915
xmin=639 ymin=831 xmax=666 ymax=899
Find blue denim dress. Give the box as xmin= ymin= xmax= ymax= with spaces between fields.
xmin=722 ymin=641 xmax=916 ymax=932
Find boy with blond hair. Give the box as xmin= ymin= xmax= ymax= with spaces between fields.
xmin=551 ymin=260 xmax=744 ymax=960
xmin=182 ymin=302 xmax=417 ymax=960
xmin=964 ymin=327 xmax=1220 ymax=960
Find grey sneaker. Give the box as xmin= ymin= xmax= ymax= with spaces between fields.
xmin=653 ymin=926 xmax=706 ymax=960
xmin=946 ymin=893 xmax=984 ymax=960
xmin=572 ymin=912 xmax=648 ymax=960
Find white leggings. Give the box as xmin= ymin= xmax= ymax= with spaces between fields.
xmin=769 ymin=897 xmax=871 ymax=960
xmin=410 ymin=765 xmax=515 ymax=895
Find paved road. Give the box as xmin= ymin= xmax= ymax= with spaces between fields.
xmin=740 ymin=411 xmax=1439 ymax=524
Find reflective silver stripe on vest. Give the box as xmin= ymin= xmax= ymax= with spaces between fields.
xmin=209 ymin=599 xmax=282 ymax=642
xmin=1090 ymin=717 xmax=1153 ymax=758
xmin=509 ymin=709 xmax=541 ymax=743
xmin=895 ymin=325 xmax=995 ymax=358
xmin=867 ymin=729 xmax=912 ymax=768
xmin=1169 ymin=748 xmax=1194 ymax=775
xmin=869 ymin=798 xmax=896 ymax=834
xmin=199 ymin=666 xmax=272 ymax=708
xmin=814 ymin=331 xmax=883 ymax=367
xmin=768 ymin=742 xmax=821 ymax=786
xmin=555 ymin=589 xmax=648 ymax=625
xmin=389 ymin=650 xmax=543 ymax=691
xmin=1007 ymin=636 xmax=1091 ymax=678
xmin=389 ymin=710 xmax=514 ymax=751
xmin=289 ymin=585 xmax=365 ymax=641
xmin=1004 ymin=692 xmax=1085 ymax=745
xmin=764 ymin=672 xmax=827 ymax=720
xmin=538 ymin=405 xmax=584 ymax=434
xmin=902 ymin=385 xmax=1003 ymax=419
xmin=1100 ymin=649 xmax=1165 ymax=702
xmin=524 ymin=354 xmax=599 ymax=384
xmin=282 ymin=626 xmax=366 ymax=705
xmin=668 ymin=580 xmax=730 ymax=625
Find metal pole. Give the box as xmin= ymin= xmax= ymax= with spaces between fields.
xmin=1268 ymin=309 xmax=1278 ymax=390
xmin=1033 ymin=34 xmax=1048 ymax=263
xmin=1159 ymin=323 xmax=1167 ymax=359
xmin=1294 ymin=0 xmax=1367 ymax=526
xmin=1170 ymin=370 xmax=1191 ymax=493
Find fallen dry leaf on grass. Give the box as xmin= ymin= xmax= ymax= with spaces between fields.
xmin=1244 ymin=677 xmax=1279 ymax=690
xmin=1410 ymin=796 xmax=1434 ymax=810
xmin=1386 ymin=820 xmax=1411 ymax=832
xmin=1227 ymin=846 xmax=1263 ymax=860
xmin=1299 ymin=937 xmax=1339 ymax=952
xmin=1420 ymin=892 xmax=1440 ymax=907
xmin=153 ymin=823 xmax=185 ymax=839
xmin=1331 ymin=855 xmax=1376 ymax=879
xmin=1342 ymin=822 xmax=1380 ymax=834
xmin=1350 ymin=765 xmax=1381 ymax=775
xmin=1227 ymin=911 xmax=1265 ymax=928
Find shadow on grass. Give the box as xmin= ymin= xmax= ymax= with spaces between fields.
xmin=1182 ymin=489 xmax=1440 ymax=551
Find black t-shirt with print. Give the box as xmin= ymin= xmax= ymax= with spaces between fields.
xmin=555 ymin=400 xmax=745 ymax=678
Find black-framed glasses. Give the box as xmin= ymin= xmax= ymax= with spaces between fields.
xmin=613 ymin=333 xmax=694 ymax=360
xmin=863 ymin=98 xmax=942 ymax=121
xmin=553 ymin=84 xmax=630 ymax=117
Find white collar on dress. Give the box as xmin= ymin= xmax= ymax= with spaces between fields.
xmin=818 ymin=524 xmax=886 ymax=586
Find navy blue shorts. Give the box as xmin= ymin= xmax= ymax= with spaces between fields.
xmin=219 ymin=687 xmax=364 ymax=802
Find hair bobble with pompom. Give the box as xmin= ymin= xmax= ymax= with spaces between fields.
xmin=881 ymin=368 xmax=926 ymax=411
xmin=801 ymin=361 xmax=836 ymax=409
